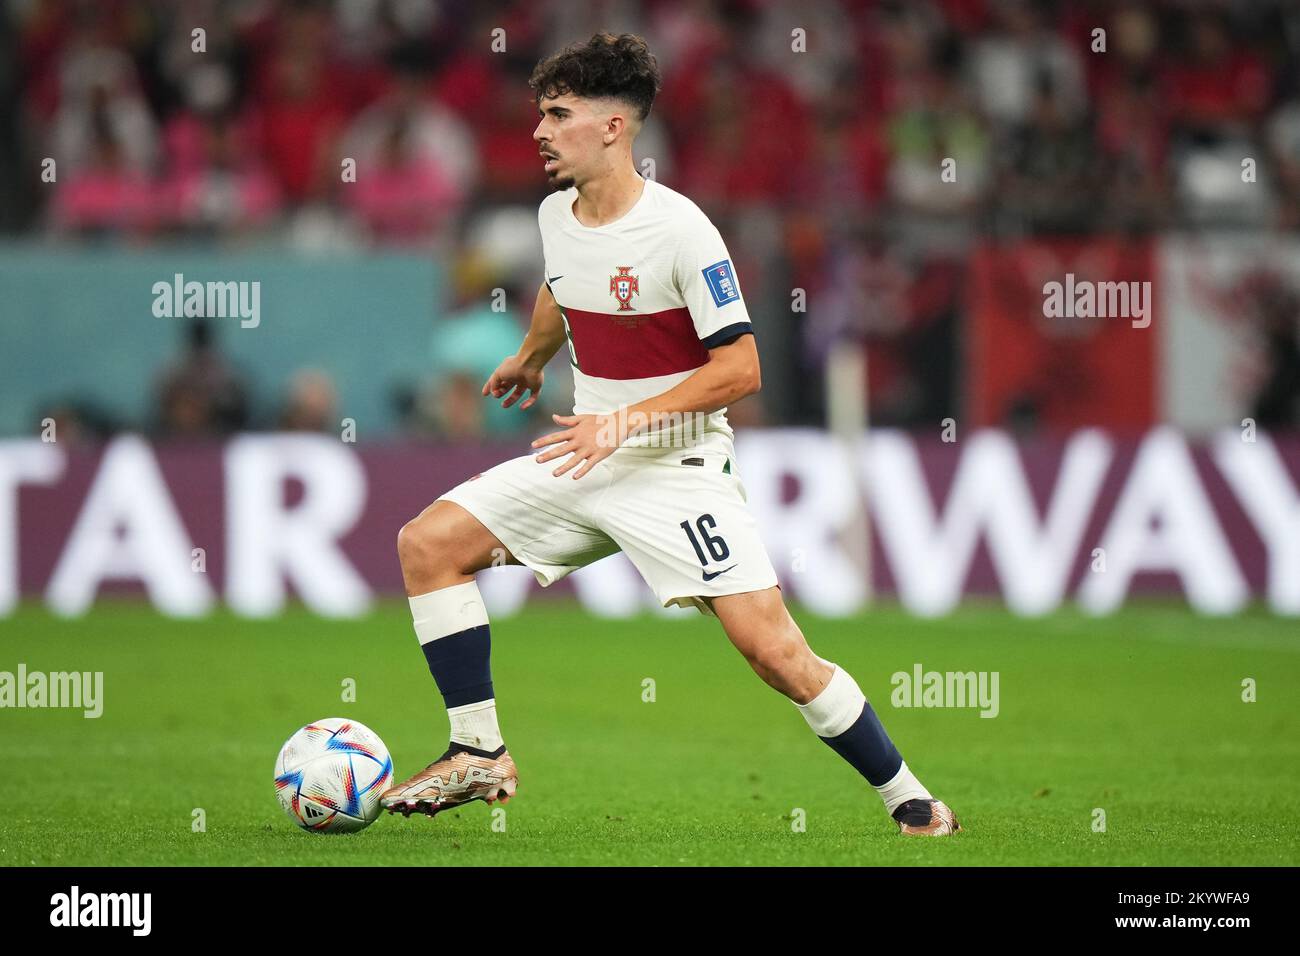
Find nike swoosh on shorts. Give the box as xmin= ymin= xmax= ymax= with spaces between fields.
xmin=702 ymin=564 xmax=737 ymax=582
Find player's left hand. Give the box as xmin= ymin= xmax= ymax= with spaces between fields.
xmin=531 ymin=413 xmax=622 ymax=479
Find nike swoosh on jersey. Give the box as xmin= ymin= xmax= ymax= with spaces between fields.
xmin=547 ymin=275 xmax=565 ymax=284
xmin=702 ymin=564 xmax=737 ymax=582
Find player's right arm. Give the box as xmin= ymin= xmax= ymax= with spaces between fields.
xmin=483 ymin=281 xmax=567 ymax=410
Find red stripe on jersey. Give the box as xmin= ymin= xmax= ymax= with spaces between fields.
xmin=562 ymin=306 xmax=708 ymax=380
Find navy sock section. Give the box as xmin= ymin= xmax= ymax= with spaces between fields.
xmin=420 ymin=624 xmax=493 ymax=708
xmin=819 ymin=701 xmax=903 ymax=786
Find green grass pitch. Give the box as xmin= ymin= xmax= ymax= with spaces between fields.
xmin=1 ymin=599 xmax=1296 ymax=866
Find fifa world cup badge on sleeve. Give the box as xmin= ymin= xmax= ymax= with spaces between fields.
xmin=702 ymin=260 xmax=740 ymax=307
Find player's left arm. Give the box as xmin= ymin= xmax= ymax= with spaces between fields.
xmin=532 ymin=221 xmax=759 ymax=479
xmin=621 ymin=332 xmax=759 ymax=424
xmin=532 ymin=334 xmax=759 ymax=478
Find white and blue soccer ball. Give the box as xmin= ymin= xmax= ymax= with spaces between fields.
xmin=274 ymin=718 xmax=393 ymax=833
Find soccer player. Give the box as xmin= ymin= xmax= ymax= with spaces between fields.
xmin=381 ymin=33 xmax=960 ymax=837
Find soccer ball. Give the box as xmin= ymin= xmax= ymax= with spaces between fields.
xmin=274 ymin=718 xmax=393 ymax=833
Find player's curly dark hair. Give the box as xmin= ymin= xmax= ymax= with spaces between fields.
xmin=529 ymin=33 xmax=662 ymax=121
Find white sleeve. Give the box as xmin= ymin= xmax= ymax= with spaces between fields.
xmin=673 ymin=219 xmax=754 ymax=349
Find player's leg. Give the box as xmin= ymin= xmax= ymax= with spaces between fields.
xmin=597 ymin=443 xmax=959 ymax=835
xmin=384 ymin=452 xmax=619 ymax=818
xmin=706 ymin=586 xmax=960 ymax=836
xmin=382 ymin=498 xmax=521 ymax=815
xmin=398 ymin=498 xmax=515 ymax=752
xmin=398 ymin=497 xmax=518 ymax=595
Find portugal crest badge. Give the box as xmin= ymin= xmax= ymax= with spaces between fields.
xmin=609 ymin=266 xmax=640 ymax=312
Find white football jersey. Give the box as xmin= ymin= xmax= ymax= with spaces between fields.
xmin=538 ymin=178 xmax=753 ymax=448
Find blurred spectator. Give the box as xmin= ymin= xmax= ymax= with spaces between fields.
xmin=49 ymin=113 xmax=156 ymax=236
xmin=970 ymin=0 xmax=1085 ymax=126
xmin=166 ymin=111 xmax=282 ymax=236
xmin=886 ymin=35 xmax=991 ymax=223
xmin=50 ymin=47 xmax=157 ymax=177
xmin=278 ymin=369 xmax=339 ymax=432
xmin=665 ymin=46 xmax=813 ymax=207
xmin=34 ymin=397 xmax=119 ymax=445
xmin=1162 ymin=10 xmax=1276 ymax=227
xmin=401 ymin=253 xmax=535 ymax=439
xmin=160 ymin=61 xmax=282 ymax=237
xmin=249 ymin=8 xmax=348 ymax=205
xmin=153 ymin=319 xmax=250 ymax=437
xmin=45 ymin=37 xmax=160 ymax=237
xmin=1165 ymin=10 xmax=1271 ymax=136
xmin=1243 ymin=275 xmax=1300 ymax=428
xmin=1269 ymin=83 xmax=1300 ymax=229
xmin=1089 ymin=6 xmax=1170 ymax=231
xmin=340 ymin=50 xmax=476 ymax=221
xmin=808 ymin=97 xmax=889 ymax=217
xmin=997 ymin=74 xmax=1100 ymax=234
xmin=423 ymin=370 xmax=488 ymax=441
xmin=752 ymin=0 xmax=856 ymax=103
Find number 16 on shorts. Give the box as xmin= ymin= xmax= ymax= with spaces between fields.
xmin=680 ymin=513 xmax=736 ymax=581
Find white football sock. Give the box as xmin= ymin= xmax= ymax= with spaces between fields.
xmin=408 ymin=582 xmax=503 ymax=750
xmin=874 ymin=761 xmax=932 ymax=815
xmin=447 ymin=698 xmax=504 ymax=752
xmin=408 ymin=581 xmax=489 ymax=644
xmin=794 ymin=662 xmax=932 ymax=814
xmin=793 ymin=663 xmax=865 ymax=737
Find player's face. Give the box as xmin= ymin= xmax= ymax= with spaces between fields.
xmin=533 ymin=94 xmax=602 ymax=191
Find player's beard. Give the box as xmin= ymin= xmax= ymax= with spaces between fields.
xmin=543 ymin=151 xmax=575 ymax=191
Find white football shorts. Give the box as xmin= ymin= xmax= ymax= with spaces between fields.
xmin=437 ymin=430 xmax=779 ymax=616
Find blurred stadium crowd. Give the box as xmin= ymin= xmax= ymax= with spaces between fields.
xmin=4 ymin=0 xmax=1300 ymax=439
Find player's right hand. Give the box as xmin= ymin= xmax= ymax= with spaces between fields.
xmin=483 ymin=356 xmax=543 ymax=410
